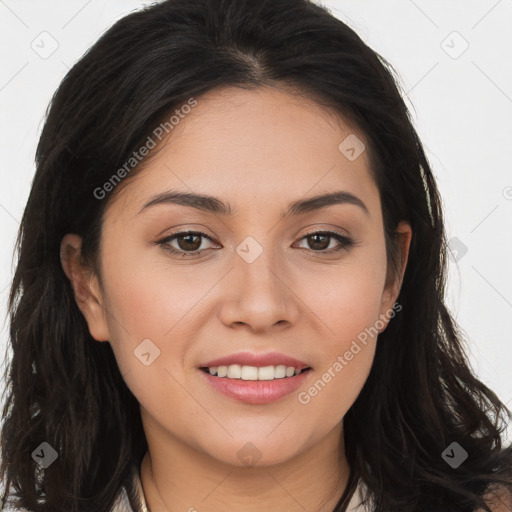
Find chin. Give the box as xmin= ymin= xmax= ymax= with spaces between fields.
xmin=197 ymin=431 xmax=308 ymax=469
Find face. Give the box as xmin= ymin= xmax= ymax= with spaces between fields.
xmin=62 ymin=86 xmax=411 ymax=469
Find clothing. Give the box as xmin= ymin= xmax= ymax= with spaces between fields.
xmin=112 ymin=464 xmax=150 ymax=512
xmin=113 ymin=463 xmax=366 ymax=511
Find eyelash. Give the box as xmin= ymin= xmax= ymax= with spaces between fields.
xmin=156 ymin=229 xmax=357 ymax=258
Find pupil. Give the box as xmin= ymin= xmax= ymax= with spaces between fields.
xmin=309 ymin=234 xmax=328 ymax=250
xmin=179 ymin=234 xmax=200 ymax=251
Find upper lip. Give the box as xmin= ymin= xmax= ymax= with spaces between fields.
xmin=200 ymin=351 xmax=311 ymax=370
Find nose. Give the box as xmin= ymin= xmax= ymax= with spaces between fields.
xmin=218 ymin=242 xmax=301 ymax=334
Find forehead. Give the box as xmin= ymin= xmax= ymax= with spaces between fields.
xmin=106 ymin=85 xmax=379 ymax=221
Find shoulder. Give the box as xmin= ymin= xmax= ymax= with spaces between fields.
xmin=475 ymin=485 xmax=512 ymax=512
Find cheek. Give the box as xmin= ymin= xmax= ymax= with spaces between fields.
xmin=295 ymin=341 xmax=375 ymax=448
xmin=99 ymin=244 xmax=225 ymax=400
xmin=296 ymin=286 xmax=381 ymax=436
xmin=99 ymin=262 xmax=191 ymax=420
xmin=101 ymin=239 xmax=211 ymax=342
xmin=307 ymin=243 xmax=388 ymax=340
xmin=97 ymin=244 xmax=185 ymax=375
xmin=295 ymin=245 xmax=386 ymax=414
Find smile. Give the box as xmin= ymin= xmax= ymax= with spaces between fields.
xmin=199 ymin=365 xmax=312 ymax=404
xmin=202 ymin=364 xmax=309 ymax=380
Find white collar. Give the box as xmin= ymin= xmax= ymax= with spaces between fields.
xmin=345 ymin=477 xmax=366 ymax=511
xmin=131 ymin=464 xmax=150 ymax=512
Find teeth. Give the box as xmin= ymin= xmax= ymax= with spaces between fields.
xmin=206 ymin=364 xmax=306 ymax=380
xmin=227 ymin=364 xmax=242 ymax=379
xmin=241 ymin=365 xmax=258 ymax=380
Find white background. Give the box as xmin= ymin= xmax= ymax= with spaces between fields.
xmin=1 ymin=1 xmax=511 ymax=437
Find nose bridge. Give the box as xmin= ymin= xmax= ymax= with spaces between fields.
xmin=235 ymin=233 xmax=283 ymax=298
xmin=219 ymin=233 xmax=298 ymax=331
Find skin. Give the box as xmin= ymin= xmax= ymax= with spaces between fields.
xmin=61 ymin=85 xmax=412 ymax=512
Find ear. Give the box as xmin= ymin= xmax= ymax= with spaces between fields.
xmin=60 ymin=234 xmax=110 ymax=342
xmin=378 ymin=221 xmax=412 ymax=331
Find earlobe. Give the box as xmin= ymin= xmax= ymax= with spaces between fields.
xmin=59 ymin=234 xmax=110 ymax=342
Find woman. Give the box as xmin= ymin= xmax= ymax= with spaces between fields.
xmin=1 ymin=0 xmax=511 ymax=511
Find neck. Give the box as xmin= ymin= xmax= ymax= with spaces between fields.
xmin=140 ymin=423 xmax=349 ymax=512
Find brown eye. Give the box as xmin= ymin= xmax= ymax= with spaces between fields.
xmin=306 ymin=233 xmax=330 ymax=251
xmin=157 ymin=231 xmax=218 ymax=257
xmin=157 ymin=229 xmax=356 ymax=258
xmin=175 ymin=233 xmax=202 ymax=251
xmin=296 ymin=231 xmax=355 ymax=253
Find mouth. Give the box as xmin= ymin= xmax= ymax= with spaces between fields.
xmin=200 ymin=364 xmax=311 ymax=381
xmin=198 ymin=354 xmax=312 ymax=404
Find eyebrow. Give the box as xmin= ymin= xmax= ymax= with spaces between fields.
xmin=138 ymin=189 xmax=370 ymax=218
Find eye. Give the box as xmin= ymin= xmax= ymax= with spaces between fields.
xmin=157 ymin=230 xmax=219 ymax=257
xmin=294 ymin=230 xmax=355 ymax=253
xmin=156 ymin=229 xmax=356 ymax=258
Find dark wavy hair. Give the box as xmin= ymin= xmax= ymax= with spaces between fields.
xmin=1 ymin=0 xmax=511 ymax=511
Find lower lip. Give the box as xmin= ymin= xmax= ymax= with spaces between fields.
xmin=199 ymin=369 xmax=312 ymax=404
